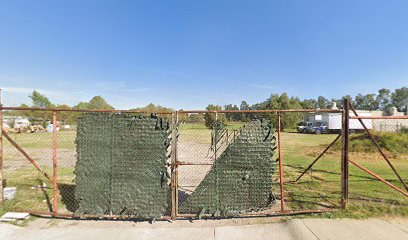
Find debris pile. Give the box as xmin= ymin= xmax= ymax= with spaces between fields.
xmin=5 ymin=125 xmax=46 ymax=134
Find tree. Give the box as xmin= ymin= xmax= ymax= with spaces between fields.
xmin=391 ymin=87 xmax=408 ymax=112
xmin=317 ymin=96 xmax=329 ymax=109
xmin=377 ymin=88 xmax=391 ymax=110
xmin=301 ymin=99 xmax=317 ymax=109
xmin=87 ymin=96 xmax=114 ymax=110
xmin=204 ymin=104 xmax=226 ymax=129
xmin=29 ymin=90 xmax=53 ymax=108
xmin=224 ymin=104 xmax=239 ymax=121
xmin=27 ymin=90 xmax=54 ymax=126
xmin=75 ymin=96 xmax=114 ymax=110
xmin=131 ymin=103 xmax=173 ymax=113
xmin=187 ymin=113 xmax=204 ymax=123
xmin=239 ymin=101 xmax=251 ymax=121
xmin=339 ymin=95 xmax=355 ymax=108
xmin=130 ymin=103 xmax=174 ymax=123
xmin=354 ymin=94 xmax=378 ymax=110
xmin=253 ymin=93 xmax=303 ymax=130
xmin=55 ymin=104 xmax=76 ymax=125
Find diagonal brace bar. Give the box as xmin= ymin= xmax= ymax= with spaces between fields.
xmin=295 ymin=134 xmax=341 ymax=182
xmin=2 ymin=129 xmax=52 ymax=182
xmin=348 ymin=104 xmax=408 ymax=192
xmin=349 ymin=160 xmax=408 ymax=198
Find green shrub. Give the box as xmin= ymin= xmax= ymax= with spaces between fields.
xmin=334 ymin=131 xmax=408 ymax=154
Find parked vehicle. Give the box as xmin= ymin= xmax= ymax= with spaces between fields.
xmin=300 ymin=112 xmax=372 ymax=134
xmin=297 ymin=122 xmax=309 ymax=133
xmin=298 ymin=122 xmax=329 ymax=134
xmin=298 ymin=122 xmax=312 ymax=133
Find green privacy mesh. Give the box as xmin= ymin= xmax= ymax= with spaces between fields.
xmin=74 ymin=113 xmax=171 ymax=218
xmin=180 ymin=119 xmax=276 ymax=216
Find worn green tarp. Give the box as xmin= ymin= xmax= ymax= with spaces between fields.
xmin=180 ymin=119 xmax=276 ymax=215
xmin=74 ymin=113 xmax=170 ymax=218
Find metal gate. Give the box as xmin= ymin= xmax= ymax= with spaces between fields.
xmin=4 ymin=100 xmax=403 ymax=220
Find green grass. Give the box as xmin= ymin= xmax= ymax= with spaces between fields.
xmin=4 ymin=130 xmax=77 ymax=150
xmin=1 ymin=166 xmax=76 ymax=216
xmin=178 ymin=123 xmax=244 ymax=144
xmin=281 ymin=132 xmax=408 ymax=218
xmin=333 ymin=131 xmax=408 ymax=155
xmin=1 ymin=127 xmax=407 ymax=219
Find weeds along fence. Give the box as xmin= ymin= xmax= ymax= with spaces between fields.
xmin=0 ymin=104 xmax=406 ymax=220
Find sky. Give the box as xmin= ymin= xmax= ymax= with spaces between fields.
xmin=0 ymin=0 xmax=407 ymax=110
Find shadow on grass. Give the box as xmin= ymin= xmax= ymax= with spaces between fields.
xmin=285 ymin=163 xmax=383 ymax=182
xmin=58 ymin=183 xmax=79 ymax=212
xmin=39 ymin=179 xmax=53 ymax=212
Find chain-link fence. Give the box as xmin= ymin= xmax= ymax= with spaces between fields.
xmin=1 ymin=105 xmax=407 ymax=220
xmin=177 ymin=112 xmax=278 ymax=217
xmin=2 ymin=110 xmax=55 ymax=214
xmin=345 ymin=105 xmax=408 ymax=215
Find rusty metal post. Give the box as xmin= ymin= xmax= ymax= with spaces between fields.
xmin=175 ymin=112 xmax=179 ymax=217
xmin=277 ymin=112 xmax=285 ymax=211
xmin=341 ymin=98 xmax=350 ymax=208
xmin=170 ymin=112 xmax=178 ymax=220
xmin=0 ymin=89 xmax=3 ymax=203
xmin=214 ymin=111 xmax=221 ymax=212
xmin=52 ymin=111 xmax=58 ymax=213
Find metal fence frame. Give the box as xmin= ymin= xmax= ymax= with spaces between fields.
xmin=0 ymin=97 xmax=407 ymax=221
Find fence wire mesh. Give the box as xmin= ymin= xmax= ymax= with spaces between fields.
xmin=346 ymin=116 xmax=408 ymax=214
xmin=177 ymin=112 xmax=277 ymax=217
xmin=2 ymin=110 xmax=54 ymax=213
xmin=280 ymin=121 xmax=342 ymax=211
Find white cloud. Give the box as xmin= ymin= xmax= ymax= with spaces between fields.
xmin=94 ymin=81 xmax=153 ymax=93
xmin=1 ymin=86 xmax=83 ymax=96
xmin=1 ymin=87 xmax=52 ymax=95
xmin=250 ymin=83 xmax=274 ymax=90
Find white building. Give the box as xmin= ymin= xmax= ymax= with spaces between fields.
xmin=303 ymin=103 xmax=407 ymax=133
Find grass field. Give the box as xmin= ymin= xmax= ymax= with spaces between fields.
xmin=1 ymin=124 xmax=407 ymax=218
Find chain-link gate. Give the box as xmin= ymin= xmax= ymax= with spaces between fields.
xmin=4 ymin=102 xmax=405 ymax=221
xmin=176 ymin=113 xmax=276 ymax=218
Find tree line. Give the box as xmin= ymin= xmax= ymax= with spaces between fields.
xmin=6 ymin=90 xmax=173 ymax=126
xmin=205 ymin=87 xmax=407 ymax=129
xmin=4 ymin=87 xmax=407 ymax=129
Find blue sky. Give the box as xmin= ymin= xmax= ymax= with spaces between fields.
xmin=0 ymin=1 xmax=407 ymax=109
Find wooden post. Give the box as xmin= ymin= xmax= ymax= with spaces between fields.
xmin=52 ymin=111 xmax=58 ymax=213
xmin=170 ymin=112 xmax=178 ymax=220
xmin=0 ymin=89 xmax=3 ymax=203
xmin=277 ymin=112 xmax=285 ymax=211
xmin=341 ymin=98 xmax=349 ymax=208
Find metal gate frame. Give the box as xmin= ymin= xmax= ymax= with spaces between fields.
xmin=4 ymin=94 xmax=399 ymax=220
